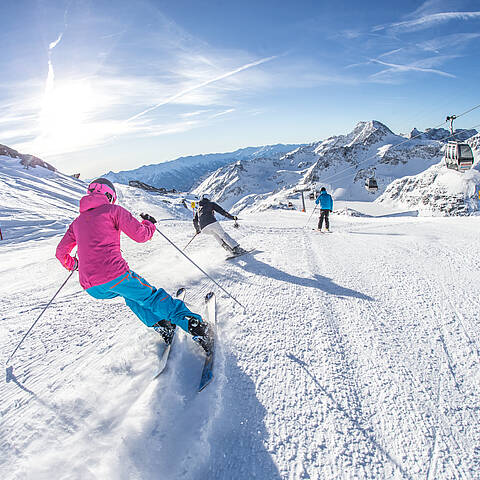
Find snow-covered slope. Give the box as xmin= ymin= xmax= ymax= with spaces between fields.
xmin=377 ymin=136 xmax=480 ymax=216
xmin=104 ymin=144 xmax=302 ymax=192
xmin=2 ymin=187 xmax=480 ymax=478
xmin=376 ymin=163 xmax=480 ymax=216
xmin=0 ymin=144 xmax=57 ymax=171
xmin=0 ymin=155 xmax=85 ymax=242
xmin=0 ymin=154 xmax=198 ymax=244
xmin=195 ymin=120 xmax=471 ymax=214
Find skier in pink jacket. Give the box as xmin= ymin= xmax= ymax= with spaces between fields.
xmin=56 ymin=178 xmax=212 ymax=353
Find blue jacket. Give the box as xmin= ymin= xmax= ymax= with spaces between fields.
xmin=315 ymin=191 xmax=333 ymax=211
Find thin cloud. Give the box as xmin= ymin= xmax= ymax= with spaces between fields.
xmin=179 ymin=110 xmax=210 ymax=118
xmin=418 ymin=32 xmax=480 ymax=52
xmin=377 ymin=48 xmax=404 ymax=59
xmin=126 ymin=55 xmax=279 ymax=122
xmin=374 ymin=11 xmax=480 ymax=32
xmin=369 ymin=58 xmax=456 ymax=80
xmin=209 ymin=108 xmax=235 ymax=119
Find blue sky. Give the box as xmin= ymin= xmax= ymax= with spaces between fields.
xmin=1 ymin=0 xmax=479 ymax=177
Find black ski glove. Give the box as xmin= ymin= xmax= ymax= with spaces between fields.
xmin=140 ymin=213 xmax=157 ymax=224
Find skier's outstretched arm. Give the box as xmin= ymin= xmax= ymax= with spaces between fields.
xmin=115 ymin=206 xmax=156 ymax=242
xmin=56 ymin=223 xmax=78 ymax=270
xmin=212 ymin=202 xmax=235 ymax=220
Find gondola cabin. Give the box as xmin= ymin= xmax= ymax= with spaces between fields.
xmin=444 ymin=141 xmax=474 ymax=172
xmin=365 ymin=177 xmax=378 ymax=193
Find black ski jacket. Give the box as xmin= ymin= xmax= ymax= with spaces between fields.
xmin=193 ymin=198 xmax=235 ymax=232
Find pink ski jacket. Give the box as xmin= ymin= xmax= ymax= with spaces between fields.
xmin=56 ymin=193 xmax=156 ymax=289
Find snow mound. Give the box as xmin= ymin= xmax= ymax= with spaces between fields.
xmin=333 ymin=207 xmax=371 ymax=217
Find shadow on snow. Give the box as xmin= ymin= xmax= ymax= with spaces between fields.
xmin=116 ymin=337 xmax=281 ymax=479
xmin=230 ymin=253 xmax=374 ymax=301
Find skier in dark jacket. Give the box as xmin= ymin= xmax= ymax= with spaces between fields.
xmin=315 ymin=187 xmax=333 ymax=232
xmin=193 ymin=195 xmax=245 ymax=255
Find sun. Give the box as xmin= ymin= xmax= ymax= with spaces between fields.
xmin=40 ymin=81 xmax=96 ymax=132
xmin=35 ymin=79 xmax=105 ymax=156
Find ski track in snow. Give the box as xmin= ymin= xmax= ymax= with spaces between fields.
xmin=1 ymin=201 xmax=480 ymax=479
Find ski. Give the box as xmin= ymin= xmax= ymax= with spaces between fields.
xmin=198 ymin=292 xmax=216 ymax=392
xmin=226 ymin=248 xmax=256 ymax=260
xmin=153 ymin=287 xmax=185 ymax=379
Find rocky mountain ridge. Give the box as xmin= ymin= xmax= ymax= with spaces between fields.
xmin=0 ymin=144 xmax=56 ymax=171
xmin=104 ymin=143 xmax=302 ymax=192
xmin=377 ymin=132 xmax=480 ymax=216
xmin=195 ymin=120 xmax=478 ymax=214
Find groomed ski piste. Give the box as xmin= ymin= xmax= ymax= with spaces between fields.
xmin=1 ymin=159 xmax=480 ymax=479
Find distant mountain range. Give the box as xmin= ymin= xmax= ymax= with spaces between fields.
xmin=103 ymin=144 xmax=302 ymax=192
xmin=192 ymin=120 xmax=478 ymax=213
xmin=2 ymin=120 xmax=479 ymax=217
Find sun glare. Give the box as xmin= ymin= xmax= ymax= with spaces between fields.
xmin=34 ymin=80 xmax=105 ymax=155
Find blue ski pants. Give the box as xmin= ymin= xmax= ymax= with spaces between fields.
xmin=86 ymin=270 xmax=201 ymax=333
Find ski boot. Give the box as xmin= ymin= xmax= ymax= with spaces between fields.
xmin=232 ymin=245 xmax=247 ymax=255
xmin=221 ymin=240 xmax=232 ymax=252
xmin=187 ymin=316 xmax=213 ymax=355
xmin=153 ymin=319 xmax=176 ymax=345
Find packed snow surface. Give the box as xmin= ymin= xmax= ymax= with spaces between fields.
xmin=1 ymin=167 xmax=480 ymax=479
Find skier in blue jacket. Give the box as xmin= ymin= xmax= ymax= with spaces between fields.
xmin=315 ymin=187 xmax=333 ymax=231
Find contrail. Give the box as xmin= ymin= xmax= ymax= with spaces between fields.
xmin=126 ymin=55 xmax=278 ymax=122
xmin=49 ymin=33 xmax=64 ymax=51
xmin=45 ymin=34 xmax=64 ymax=95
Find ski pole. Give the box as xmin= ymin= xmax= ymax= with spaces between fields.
xmin=183 ymin=232 xmax=199 ymax=251
xmin=304 ymin=205 xmax=317 ymax=228
xmin=155 ymin=227 xmax=247 ymax=311
xmin=5 ymin=270 xmax=75 ymax=366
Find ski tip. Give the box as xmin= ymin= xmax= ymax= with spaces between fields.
xmin=205 ymin=291 xmax=215 ymax=302
xmin=176 ymin=287 xmax=185 ymax=297
xmin=198 ymin=371 xmax=214 ymax=392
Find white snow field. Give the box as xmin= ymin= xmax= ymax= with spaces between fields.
xmin=1 ymin=171 xmax=480 ymax=479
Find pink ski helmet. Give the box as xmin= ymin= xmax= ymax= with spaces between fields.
xmin=87 ymin=178 xmax=117 ymax=204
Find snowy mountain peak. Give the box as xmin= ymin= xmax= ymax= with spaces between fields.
xmin=346 ymin=120 xmax=394 ymax=147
